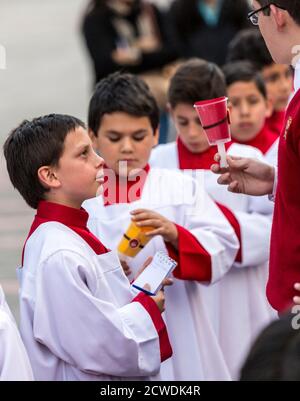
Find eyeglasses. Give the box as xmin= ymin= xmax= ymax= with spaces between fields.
xmin=247 ymin=3 xmax=286 ymax=26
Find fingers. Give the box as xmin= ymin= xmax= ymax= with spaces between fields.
xmin=123 ymin=265 xmax=132 ymax=277
xmin=227 ymin=156 xmax=248 ymax=170
xmin=294 ymin=283 xmax=300 ymax=291
xmin=136 ymin=219 xmax=161 ymax=228
xmin=293 ymin=296 xmax=300 ymax=305
xmin=162 ymin=278 xmax=173 ymax=287
xmin=143 ymin=256 xmax=153 ymax=269
xmin=217 ymin=172 xmax=232 ymax=185
xmin=228 ymin=181 xmax=241 ymax=193
xmin=131 ymin=209 xmax=152 ymax=216
xmin=144 ymin=228 xmax=165 ymax=237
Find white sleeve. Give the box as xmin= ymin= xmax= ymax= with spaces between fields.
xmin=0 ymin=310 xmax=34 ymax=381
xmin=182 ymin=179 xmax=239 ymax=284
xmin=234 ymin=211 xmax=272 ymax=268
xmin=33 ymin=251 xmax=161 ymax=378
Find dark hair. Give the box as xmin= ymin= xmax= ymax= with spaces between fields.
xmin=168 ymin=58 xmax=227 ymax=108
xmin=240 ymin=312 xmax=300 ymax=381
xmin=222 ymin=61 xmax=267 ymax=99
xmin=3 ymin=114 xmax=85 ymax=209
xmin=88 ymin=72 xmax=159 ymax=135
xmin=226 ymin=29 xmax=273 ymax=69
xmin=257 ymin=1 xmax=300 ymax=25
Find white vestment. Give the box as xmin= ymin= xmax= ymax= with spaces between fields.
xmin=19 ymin=222 xmax=163 ymax=381
xmin=84 ymin=168 xmax=239 ymax=380
xmin=0 ymin=285 xmax=34 ymax=381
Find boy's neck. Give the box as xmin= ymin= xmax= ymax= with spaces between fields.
xmin=43 ymin=197 xmax=82 ymax=210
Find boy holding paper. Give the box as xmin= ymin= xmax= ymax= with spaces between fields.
xmin=150 ymin=58 xmax=276 ymax=379
xmin=83 ymin=72 xmax=239 ymax=380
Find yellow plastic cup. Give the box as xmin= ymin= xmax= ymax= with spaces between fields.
xmin=118 ymin=221 xmax=154 ymax=258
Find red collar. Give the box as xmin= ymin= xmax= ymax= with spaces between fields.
xmin=233 ymin=123 xmax=278 ymax=155
xmin=266 ymin=110 xmax=286 ymax=136
xmin=103 ymin=164 xmax=150 ymax=206
xmin=35 ymin=200 xmax=89 ymax=228
xmin=177 ymin=137 xmax=232 ymax=170
xmin=22 ymin=201 xmax=108 ymax=264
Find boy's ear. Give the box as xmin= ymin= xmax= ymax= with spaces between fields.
xmin=270 ymin=4 xmax=288 ymax=31
xmin=37 ymin=166 xmax=61 ymax=190
xmin=88 ymin=128 xmax=99 ymax=150
xmin=153 ymin=128 xmax=159 ymax=147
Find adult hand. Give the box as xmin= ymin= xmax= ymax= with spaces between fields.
xmin=211 ymin=155 xmax=275 ymax=196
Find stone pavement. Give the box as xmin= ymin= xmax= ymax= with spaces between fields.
xmin=0 ymin=0 xmax=91 ymax=320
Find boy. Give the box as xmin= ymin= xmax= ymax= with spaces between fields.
xmin=3 ymin=114 xmax=172 ymax=381
xmin=83 ymin=72 xmax=239 ymax=380
xmin=227 ymin=28 xmax=294 ymax=136
xmin=0 ymin=285 xmax=33 ymax=380
xmin=212 ymin=0 xmax=300 ymax=314
xmin=222 ymin=60 xmax=278 ymax=166
xmin=150 ymin=58 xmax=276 ymax=379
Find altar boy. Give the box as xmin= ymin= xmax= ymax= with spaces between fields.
xmin=3 ymin=114 xmax=172 ymax=381
xmin=150 ymin=59 xmax=276 ymax=379
xmin=84 ymin=72 xmax=239 ymax=380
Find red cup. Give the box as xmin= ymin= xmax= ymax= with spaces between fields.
xmin=194 ymin=97 xmax=231 ymax=145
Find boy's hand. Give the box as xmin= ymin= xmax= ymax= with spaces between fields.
xmin=211 ymin=155 xmax=275 ymax=196
xmin=144 ymin=284 xmax=166 ymax=313
xmin=120 ymin=260 xmax=132 ymax=277
xmin=131 ymin=209 xmax=178 ymax=248
xmin=135 ymin=257 xmax=174 ymax=288
xmin=293 ymin=283 xmax=300 ymax=305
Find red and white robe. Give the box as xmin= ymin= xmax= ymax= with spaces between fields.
xmin=84 ymin=167 xmax=239 ymax=380
xmin=150 ymin=138 xmax=277 ymax=379
xmin=233 ymin=123 xmax=279 ymax=167
xmin=19 ymin=201 xmax=171 ymax=381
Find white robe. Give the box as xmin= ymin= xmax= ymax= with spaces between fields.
xmin=265 ymin=138 xmax=279 ymax=167
xmin=0 ymin=285 xmax=34 ymax=381
xmin=84 ymin=168 xmax=239 ymax=380
xmin=19 ymin=222 xmax=163 ymax=381
xmin=150 ymin=142 xmax=277 ymax=379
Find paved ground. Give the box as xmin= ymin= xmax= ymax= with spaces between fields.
xmin=0 ymin=0 xmax=92 ymax=320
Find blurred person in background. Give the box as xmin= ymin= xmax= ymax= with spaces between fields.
xmin=81 ymin=0 xmax=178 ymax=143
xmin=168 ymin=0 xmax=252 ymax=66
xmin=226 ymin=29 xmax=294 ymax=136
xmin=144 ymin=0 xmax=175 ymax=10
xmin=81 ymin=0 xmax=177 ymax=83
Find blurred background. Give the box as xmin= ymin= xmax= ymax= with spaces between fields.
xmin=0 ymin=0 xmax=252 ymax=319
xmin=0 ymin=0 xmax=90 ymax=319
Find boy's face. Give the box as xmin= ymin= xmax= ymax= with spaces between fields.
xmin=262 ymin=64 xmax=293 ymax=111
xmin=91 ymin=112 xmax=159 ymax=177
xmin=171 ymin=103 xmax=209 ymax=153
xmin=228 ymin=81 xmax=272 ymax=142
xmin=52 ymin=127 xmax=105 ymax=208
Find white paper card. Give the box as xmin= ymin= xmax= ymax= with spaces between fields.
xmin=131 ymin=251 xmax=177 ymax=295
